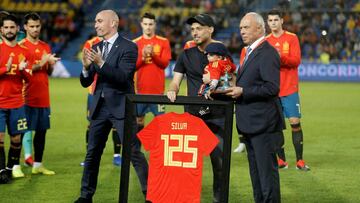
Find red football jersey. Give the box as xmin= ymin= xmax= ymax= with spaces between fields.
xmin=137 ymin=112 xmax=219 ymax=203
xmin=205 ymin=58 xmax=236 ymax=80
xmin=20 ymin=39 xmax=52 ymax=107
xmin=266 ymin=31 xmax=301 ymax=97
xmin=0 ymin=41 xmax=32 ymax=108
xmin=133 ymin=35 xmax=171 ymax=94
xmin=83 ymin=37 xmax=102 ymax=94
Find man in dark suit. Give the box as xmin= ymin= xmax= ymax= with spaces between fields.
xmin=226 ymin=12 xmax=284 ymax=203
xmin=75 ymin=10 xmax=148 ymax=203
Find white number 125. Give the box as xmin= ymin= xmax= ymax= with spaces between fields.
xmin=161 ymin=134 xmax=198 ymax=168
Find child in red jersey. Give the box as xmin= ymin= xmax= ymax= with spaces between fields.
xmin=198 ymin=42 xmax=236 ymax=97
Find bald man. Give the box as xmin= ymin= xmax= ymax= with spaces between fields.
xmin=76 ymin=10 xmax=148 ymax=203
xmin=226 ymin=12 xmax=283 ymax=203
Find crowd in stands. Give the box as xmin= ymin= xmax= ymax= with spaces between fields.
xmin=1 ymin=0 xmax=86 ymax=54
xmin=118 ymin=0 xmax=360 ymax=63
xmin=279 ymin=0 xmax=360 ymax=62
xmin=2 ymin=0 xmax=359 ymax=62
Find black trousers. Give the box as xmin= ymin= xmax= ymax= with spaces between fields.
xmin=80 ymin=100 xmax=148 ymax=199
xmin=205 ymin=117 xmax=225 ymax=203
xmin=242 ymin=131 xmax=281 ymax=203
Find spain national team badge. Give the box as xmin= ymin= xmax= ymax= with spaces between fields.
xmin=283 ymin=42 xmax=289 ymax=54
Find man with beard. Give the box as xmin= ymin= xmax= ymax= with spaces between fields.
xmin=166 ymin=13 xmax=224 ymax=203
xmin=19 ymin=12 xmax=59 ymax=174
xmin=0 ymin=14 xmax=32 ymax=183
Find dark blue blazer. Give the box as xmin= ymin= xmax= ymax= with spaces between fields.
xmin=235 ymin=41 xmax=285 ymax=135
xmin=80 ymin=34 xmax=137 ymax=119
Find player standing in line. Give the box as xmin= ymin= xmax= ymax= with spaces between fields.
xmin=81 ymin=35 xmax=123 ymax=167
xmin=20 ymin=12 xmax=59 ymax=175
xmin=266 ymin=9 xmax=310 ymax=171
xmin=133 ymin=12 xmax=171 ymax=133
xmin=0 ymin=11 xmax=25 ymax=43
xmin=0 ymin=14 xmax=32 ymax=182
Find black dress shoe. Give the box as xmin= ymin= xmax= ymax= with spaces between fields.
xmin=74 ymin=197 xmax=92 ymax=203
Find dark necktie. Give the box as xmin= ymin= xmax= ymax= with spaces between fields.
xmin=102 ymin=41 xmax=109 ymax=60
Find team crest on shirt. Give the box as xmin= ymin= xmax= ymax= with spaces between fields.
xmin=10 ymin=52 xmax=15 ymax=57
xmin=211 ymin=61 xmax=219 ymax=68
xmin=18 ymin=53 xmax=25 ymax=62
xmin=35 ymin=49 xmax=40 ymax=53
xmin=283 ymin=42 xmax=289 ymax=54
xmin=275 ymin=42 xmax=280 ymax=47
xmin=153 ymin=44 xmax=161 ymax=55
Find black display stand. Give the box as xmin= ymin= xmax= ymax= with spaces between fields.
xmin=119 ymin=95 xmax=234 ymax=203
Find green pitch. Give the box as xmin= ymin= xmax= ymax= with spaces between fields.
xmin=0 ymin=78 xmax=359 ymax=202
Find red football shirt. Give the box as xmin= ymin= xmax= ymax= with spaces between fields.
xmin=266 ymin=31 xmax=301 ymax=97
xmin=137 ymin=112 xmax=219 ymax=203
xmin=0 ymin=41 xmax=32 ymax=108
xmin=83 ymin=37 xmax=102 ymax=94
xmin=20 ymin=39 xmax=52 ymax=107
xmin=133 ymin=35 xmax=171 ymax=94
xmin=205 ymin=58 xmax=236 ymax=80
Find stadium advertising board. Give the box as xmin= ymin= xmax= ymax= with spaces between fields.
xmin=58 ymin=60 xmax=360 ymax=82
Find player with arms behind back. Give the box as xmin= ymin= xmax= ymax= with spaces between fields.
xmin=266 ymin=9 xmax=310 ymax=171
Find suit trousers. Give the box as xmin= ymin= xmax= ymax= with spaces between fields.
xmin=242 ymin=131 xmax=281 ymax=203
xmin=80 ymin=98 xmax=148 ymax=199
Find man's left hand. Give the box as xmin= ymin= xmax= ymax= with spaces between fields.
xmin=224 ymin=86 xmax=243 ymax=98
xmin=89 ymin=47 xmax=104 ymax=67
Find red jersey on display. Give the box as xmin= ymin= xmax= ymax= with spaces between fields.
xmin=83 ymin=37 xmax=102 ymax=94
xmin=0 ymin=41 xmax=32 ymax=108
xmin=266 ymin=31 xmax=301 ymax=97
xmin=137 ymin=112 xmax=219 ymax=203
xmin=20 ymin=39 xmax=52 ymax=107
xmin=133 ymin=35 xmax=171 ymax=94
xmin=205 ymin=58 xmax=236 ymax=80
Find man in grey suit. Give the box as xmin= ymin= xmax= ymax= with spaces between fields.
xmin=226 ymin=12 xmax=284 ymax=203
xmin=75 ymin=10 xmax=148 ymax=203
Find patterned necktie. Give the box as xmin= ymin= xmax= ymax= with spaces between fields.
xmin=243 ymin=47 xmax=252 ymax=64
xmin=102 ymin=41 xmax=109 ymax=60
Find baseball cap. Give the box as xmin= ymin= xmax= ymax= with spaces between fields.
xmin=186 ymin=13 xmax=215 ymax=27
xmin=205 ymin=42 xmax=229 ymax=56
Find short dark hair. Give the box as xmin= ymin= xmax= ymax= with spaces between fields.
xmin=268 ymin=9 xmax=283 ymax=18
xmin=0 ymin=11 xmax=10 ymax=27
xmin=1 ymin=13 xmax=19 ymax=27
xmin=24 ymin=12 xmax=41 ymax=24
xmin=141 ymin=12 xmax=156 ymax=21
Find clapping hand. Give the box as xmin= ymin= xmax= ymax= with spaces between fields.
xmin=47 ymin=53 xmax=60 ymax=65
xmin=142 ymin=45 xmax=153 ymax=60
xmin=82 ymin=48 xmax=92 ymax=70
xmin=6 ymin=56 xmax=13 ymax=72
xmin=18 ymin=59 xmax=28 ymax=71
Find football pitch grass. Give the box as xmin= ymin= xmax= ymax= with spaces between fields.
xmin=0 ymin=78 xmax=359 ymax=203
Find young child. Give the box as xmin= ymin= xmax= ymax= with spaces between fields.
xmin=198 ymin=42 xmax=236 ymax=97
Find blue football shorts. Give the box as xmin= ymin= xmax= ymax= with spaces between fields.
xmin=0 ymin=106 xmax=28 ymax=135
xmin=136 ymin=103 xmax=165 ymax=117
xmin=280 ymin=92 xmax=301 ymax=118
xmin=25 ymin=105 xmax=50 ymax=131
